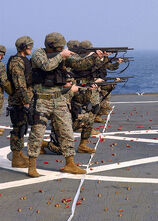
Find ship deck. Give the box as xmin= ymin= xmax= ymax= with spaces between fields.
xmin=0 ymin=94 xmax=158 ymax=221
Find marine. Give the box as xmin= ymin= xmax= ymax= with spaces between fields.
xmin=40 ymin=40 xmax=98 ymax=155
xmin=27 ymin=32 xmax=105 ymax=177
xmin=7 ymin=36 xmax=34 ymax=168
xmin=0 ymin=45 xmax=13 ymax=135
xmin=95 ymin=57 xmax=124 ymax=123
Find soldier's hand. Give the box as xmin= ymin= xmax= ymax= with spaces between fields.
xmin=24 ymin=104 xmax=30 ymax=109
xmin=115 ymin=78 xmax=121 ymax=82
xmin=103 ymin=51 xmax=112 ymax=57
xmin=60 ymin=49 xmax=75 ymax=58
xmin=95 ymin=50 xmax=104 ymax=59
xmin=94 ymin=78 xmax=104 ymax=83
xmin=117 ymin=58 xmax=124 ymax=63
xmin=64 ymin=81 xmax=73 ymax=87
xmin=90 ymin=84 xmax=98 ymax=90
xmin=71 ymin=85 xmax=80 ymax=93
xmin=88 ymin=52 xmax=95 ymax=56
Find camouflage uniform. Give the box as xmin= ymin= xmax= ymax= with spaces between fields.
xmin=67 ymin=41 xmax=98 ymax=140
xmin=72 ymin=89 xmax=95 ymax=139
xmin=8 ymin=37 xmax=33 ymax=151
xmin=0 ymin=61 xmax=7 ymax=115
xmin=98 ymin=59 xmax=120 ymax=115
xmin=0 ymin=45 xmax=7 ymax=115
xmin=71 ymin=40 xmax=101 ymax=137
xmin=27 ymin=47 xmax=99 ymax=158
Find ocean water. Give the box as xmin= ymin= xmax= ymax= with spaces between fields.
xmin=3 ymin=49 xmax=158 ymax=95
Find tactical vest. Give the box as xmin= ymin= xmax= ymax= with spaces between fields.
xmin=7 ymin=55 xmax=32 ymax=91
xmin=32 ymin=50 xmax=71 ymax=87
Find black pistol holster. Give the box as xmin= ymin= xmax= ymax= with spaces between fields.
xmin=6 ymin=106 xmax=28 ymax=139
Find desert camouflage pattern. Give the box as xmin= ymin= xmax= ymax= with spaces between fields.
xmin=67 ymin=40 xmax=80 ymax=50
xmin=98 ymin=85 xmax=113 ymax=115
xmin=15 ymin=36 xmax=33 ymax=51
xmin=28 ymin=48 xmax=100 ymax=158
xmin=45 ymin=32 xmax=66 ymax=49
xmin=8 ymin=55 xmax=33 ymax=106
xmin=0 ymin=61 xmax=8 ymax=114
xmin=8 ymin=54 xmax=33 ymax=151
xmin=0 ymin=45 xmax=6 ymax=55
xmin=27 ymin=95 xmax=75 ymax=158
xmin=97 ymin=60 xmax=120 ymax=115
xmin=10 ymin=110 xmax=28 ymax=151
xmin=79 ymin=40 xmax=93 ymax=49
xmin=73 ymin=111 xmax=94 ymax=139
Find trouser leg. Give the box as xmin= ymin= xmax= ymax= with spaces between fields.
xmin=52 ymin=95 xmax=75 ymax=157
xmin=27 ymin=98 xmax=49 ymax=158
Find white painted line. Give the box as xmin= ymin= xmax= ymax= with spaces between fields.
xmin=87 ymin=156 xmax=158 ymax=174
xmin=67 ymin=106 xmax=115 ymax=221
xmin=103 ymin=129 xmax=158 ymax=135
xmin=6 ymin=132 xmax=81 ymax=138
xmin=103 ymin=130 xmax=158 ymax=135
xmin=111 ymin=101 xmax=158 ymax=104
xmin=0 ymin=173 xmax=69 ymax=190
xmin=0 ymin=125 xmax=52 ymax=133
xmin=0 ymin=126 xmax=12 ymax=129
xmin=83 ymin=175 xmax=158 ymax=184
xmin=102 ymin=135 xmax=158 ymax=143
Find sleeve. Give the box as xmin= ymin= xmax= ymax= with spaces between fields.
xmin=10 ymin=58 xmax=30 ymax=105
xmin=32 ymin=49 xmax=63 ymax=71
xmin=65 ymin=54 xmax=97 ymax=71
xmin=0 ymin=62 xmax=8 ymax=85
xmin=106 ymin=59 xmax=119 ymax=71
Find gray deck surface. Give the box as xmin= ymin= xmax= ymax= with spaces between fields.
xmin=0 ymin=94 xmax=158 ymax=221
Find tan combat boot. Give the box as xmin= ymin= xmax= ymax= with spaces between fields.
xmin=12 ymin=150 xmax=28 ymax=168
xmin=28 ymin=157 xmax=40 ymax=177
xmin=0 ymin=128 xmax=4 ymax=135
xmin=91 ymin=128 xmax=100 ymax=135
xmin=62 ymin=156 xmax=86 ymax=174
xmin=40 ymin=140 xmax=48 ymax=154
xmin=94 ymin=115 xmax=106 ymax=123
xmin=20 ymin=150 xmax=29 ymax=165
xmin=78 ymin=139 xmax=96 ymax=153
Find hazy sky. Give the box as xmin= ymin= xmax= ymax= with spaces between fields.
xmin=0 ymin=0 xmax=158 ymax=50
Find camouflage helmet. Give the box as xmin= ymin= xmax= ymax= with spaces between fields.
xmin=45 ymin=32 xmax=66 ymax=49
xmin=67 ymin=40 xmax=80 ymax=50
xmin=79 ymin=40 xmax=93 ymax=49
xmin=0 ymin=45 xmax=6 ymax=55
xmin=15 ymin=36 xmax=34 ymax=51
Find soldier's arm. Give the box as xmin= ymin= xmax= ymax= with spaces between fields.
xmin=32 ymin=48 xmax=63 ymax=71
xmin=98 ymin=56 xmax=119 ymax=71
xmin=106 ymin=61 xmax=119 ymax=71
xmin=0 ymin=62 xmax=13 ymax=95
xmin=11 ymin=57 xmax=30 ymax=105
xmin=0 ymin=62 xmax=8 ymax=85
xmin=65 ymin=54 xmax=98 ymax=71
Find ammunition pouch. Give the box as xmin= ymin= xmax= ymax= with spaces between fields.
xmin=23 ymin=106 xmax=34 ymax=126
xmin=71 ymin=102 xmax=82 ymax=122
xmin=3 ymin=81 xmax=13 ymax=96
xmin=25 ymin=90 xmax=37 ymax=126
